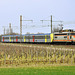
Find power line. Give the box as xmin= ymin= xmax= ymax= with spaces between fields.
xmin=40 ymin=15 xmax=63 ymax=33
xmin=22 ymin=24 xmax=62 ymax=28
xmin=63 ymin=21 xmax=75 ymax=24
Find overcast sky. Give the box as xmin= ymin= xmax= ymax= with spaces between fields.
xmin=0 ymin=0 xmax=75 ymax=34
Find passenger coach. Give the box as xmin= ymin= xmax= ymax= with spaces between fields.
xmin=1 ymin=33 xmax=54 ymax=43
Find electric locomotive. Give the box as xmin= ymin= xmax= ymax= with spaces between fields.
xmin=53 ymin=29 xmax=75 ymax=43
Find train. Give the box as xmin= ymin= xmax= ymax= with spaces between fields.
xmin=1 ymin=29 xmax=75 ymax=44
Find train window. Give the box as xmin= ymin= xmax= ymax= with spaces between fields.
xmin=4 ymin=37 xmax=9 ymax=39
xmin=21 ymin=37 xmax=23 ymax=39
xmin=35 ymin=36 xmax=45 ymax=39
xmin=13 ymin=37 xmax=16 ymax=39
xmin=55 ymin=34 xmax=67 ymax=35
xmin=30 ymin=36 xmax=33 ymax=39
xmin=40 ymin=36 xmax=45 ymax=39
xmin=54 ymin=37 xmax=57 ymax=38
xmin=11 ymin=36 xmax=22 ymax=39
xmin=18 ymin=37 xmax=20 ymax=39
xmin=68 ymin=33 xmax=75 ymax=35
xmin=71 ymin=33 xmax=75 ymax=35
xmin=25 ymin=36 xmax=28 ymax=39
xmin=34 ymin=36 xmax=38 ymax=39
xmin=46 ymin=36 xmax=50 ymax=39
xmin=11 ymin=37 xmax=14 ymax=39
xmin=64 ymin=36 xmax=67 ymax=38
xmin=25 ymin=36 xmax=45 ymax=39
xmin=13 ymin=36 xmax=22 ymax=39
xmin=25 ymin=36 xmax=30 ymax=39
xmin=19 ymin=36 xmax=23 ymax=39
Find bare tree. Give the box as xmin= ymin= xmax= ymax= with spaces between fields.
xmin=52 ymin=24 xmax=63 ymax=33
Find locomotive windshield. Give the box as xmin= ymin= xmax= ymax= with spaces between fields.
xmin=68 ymin=33 xmax=75 ymax=35
xmin=71 ymin=33 xmax=75 ymax=35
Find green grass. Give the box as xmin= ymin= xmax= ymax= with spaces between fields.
xmin=0 ymin=66 xmax=75 ymax=75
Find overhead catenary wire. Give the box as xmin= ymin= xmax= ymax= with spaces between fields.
xmin=3 ymin=15 xmax=75 ymax=34
xmin=63 ymin=21 xmax=75 ymax=24
xmin=40 ymin=15 xmax=63 ymax=33
xmin=22 ymin=24 xmax=62 ymax=29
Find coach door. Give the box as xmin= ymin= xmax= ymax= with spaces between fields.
xmin=67 ymin=33 xmax=72 ymax=42
xmin=28 ymin=36 xmax=30 ymax=42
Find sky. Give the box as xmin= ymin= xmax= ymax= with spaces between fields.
xmin=0 ymin=0 xmax=75 ymax=34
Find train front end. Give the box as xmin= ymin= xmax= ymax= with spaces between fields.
xmin=70 ymin=33 xmax=75 ymax=43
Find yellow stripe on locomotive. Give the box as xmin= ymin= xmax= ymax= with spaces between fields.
xmin=50 ymin=33 xmax=53 ymax=42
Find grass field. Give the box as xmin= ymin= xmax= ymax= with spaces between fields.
xmin=0 ymin=65 xmax=75 ymax=75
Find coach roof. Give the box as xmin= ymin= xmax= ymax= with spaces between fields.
xmin=2 ymin=33 xmax=51 ymax=37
